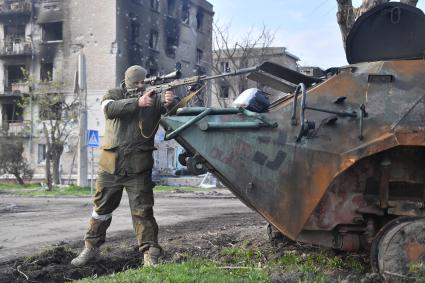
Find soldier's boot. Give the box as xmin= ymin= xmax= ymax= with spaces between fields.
xmin=143 ymin=246 xmax=161 ymax=267
xmin=71 ymin=244 xmax=100 ymax=267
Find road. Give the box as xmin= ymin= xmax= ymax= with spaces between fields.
xmin=0 ymin=190 xmax=250 ymax=263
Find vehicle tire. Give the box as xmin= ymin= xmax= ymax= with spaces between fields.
xmin=186 ymin=155 xmax=207 ymax=175
xmin=178 ymin=151 xmax=191 ymax=166
xmin=370 ymin=217 xmax=425 ymax=281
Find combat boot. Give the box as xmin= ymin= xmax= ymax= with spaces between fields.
xmin=71 ymin=247 xmax=100 ymax=267
xmin=143 ymin=246 xmax=161 ymax=267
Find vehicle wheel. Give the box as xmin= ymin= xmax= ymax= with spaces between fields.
xmin=186 ymin=155 xmax=207 ymax=175
xmin=178 ymin=151 xmax=191 ymax=166
xmin=371 ymin=217 xmax=425 ymax=281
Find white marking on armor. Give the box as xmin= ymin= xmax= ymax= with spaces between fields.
xmin=92 ymin=210 xmax=112 ymax=221
xmin=101 ymin=100 xmax=114 ymax=112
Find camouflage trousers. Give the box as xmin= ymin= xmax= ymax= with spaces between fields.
xmin=84 ymin=170 xmax=159 ymax=252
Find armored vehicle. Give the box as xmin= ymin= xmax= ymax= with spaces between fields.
xmin=160 ymin=2 xmax=425 ymax=278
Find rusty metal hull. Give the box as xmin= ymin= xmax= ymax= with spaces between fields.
xmin=160 ymin=59 xmax=425 ymax=241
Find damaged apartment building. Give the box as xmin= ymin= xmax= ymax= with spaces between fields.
xmin=210 ymin=47 xmax=300 ymax=107
xmin=0 ymin=0 xmax=213 ymax=181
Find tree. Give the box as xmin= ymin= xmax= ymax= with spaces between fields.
xmin=0 ymin=138 xmax=33 ymax=185
xmin=337 ymin=0 xmax=419 ymax=48
xmin=211 ymin=22 xmax=275 ymax=107
xmin=21 ymin=70 xmax=78 ymax=190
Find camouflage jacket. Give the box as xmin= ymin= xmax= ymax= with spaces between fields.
xmin=98 ymin=86 xmax=172 ymax=175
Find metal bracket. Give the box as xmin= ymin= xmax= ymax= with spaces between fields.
xmin=165 ymin=108 xmax=212 ymax=140
xmin=291 ymin=83 xmax=358 ymax=142
xmin=358 ymin=104 xmax=368 ymax=140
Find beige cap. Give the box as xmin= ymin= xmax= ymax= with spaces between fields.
xmin=125 ymin=65 xmax=147 ymax=89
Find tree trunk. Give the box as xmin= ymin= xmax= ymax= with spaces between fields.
xmin=52 ymin=146 xmax=63 ymax=185
xmin=14 ymin=173 xmax=24 ymax=185
xmin=336 ymin=0 xmax=418 ymax=48
xmin=45 ymin=151 xmax=53 ymax=190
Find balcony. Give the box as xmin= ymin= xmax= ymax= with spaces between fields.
xmin=0 ymin=38 xmax=32 ymax=58
xmin=0 ymin=120 xmax=31 ymax=137
xmin=0 ymin=0 xmax=32 ymax=18
xmin=11 ymin=82 xmax=30 ymax=94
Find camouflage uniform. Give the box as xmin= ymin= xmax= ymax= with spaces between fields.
xmin=83 ymin=77 xmax=170 ymax=252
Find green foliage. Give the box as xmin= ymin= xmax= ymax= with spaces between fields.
xmin=409 ymin=262 xmax=425 ymax=282
xmin=0 ymin=139 xmax=34 ymax=184
xmin=19 ymin=66 xmax=79 ymax=190
xmin=74 ymin=260 xmax=269 ymax=283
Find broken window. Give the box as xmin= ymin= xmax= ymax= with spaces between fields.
xmin=181 ymin=1 xmax=190 ymax=24
xmin=150 ymin=0 xmax=159 ymax=11
xmin=40 ymin=62 xmax=53 ymax=81
xmin=4 ymin=24 xmax=25 ymax=45
xmin=196 ymin=48 xmax=203 ymax=65
xmin=41 ymin=22 xmax=63 ymax=42
xmin=2 ymin=102 xmax=23 ymax=122
xmin=38 ymin=144 xmax=46 ymax=163
xmin=167 ymin=0 xmax=176 ymax=16
xmin=130 ymin=20 xmax=140 ymax=42
xmin=220 ymin=61 xmax=230 ymax=72
xmin=219 ymin=84 xmax=229 ymax=98
xmin=196 ymin=10 xmax=204 ymax=31
xmin=149 ymin=30 xmax=158 ymax=49
xmin=3 ymin=25 xmax=27 ymax=54
xmin=165 ymin=37 xmax=178 ymax=58
xmin=6 ymin=65 xmax=26 ymax=91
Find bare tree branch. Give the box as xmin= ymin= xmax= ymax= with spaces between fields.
xmin=211 ymin=21 xmax=276 ymax=106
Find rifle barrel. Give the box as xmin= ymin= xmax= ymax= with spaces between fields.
xmin=200 ymin=66 xmax=259 ymax=81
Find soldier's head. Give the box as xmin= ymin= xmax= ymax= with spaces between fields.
xmin=125 ymin=65 xmax=147 ymax=90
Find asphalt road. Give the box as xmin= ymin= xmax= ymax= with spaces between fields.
xmin=0 ymin=190 xmax=250 ymax=263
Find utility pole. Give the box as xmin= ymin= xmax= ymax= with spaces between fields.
xmin=77 ymin=51 xmax=88 ymax=187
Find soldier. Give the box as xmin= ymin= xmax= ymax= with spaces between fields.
xmin=71 ymin=65 xmax=175 ymax=267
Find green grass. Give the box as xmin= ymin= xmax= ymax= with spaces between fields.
xmin=154 ymin=185 xmax=207 ymax=192
xmin=222 ymin=242 xmax=265 ymax=266
xmin=15 ymin=184 xmax=92 ymax=197
xmin=0 ymin=183 xmax=40 ymax=190
xmin=221 ymin=243 xmax=366 ymax=282
xmin=74 ymin=245 xmax=358 ymax=283
xmin=75 ymin=260 xmax=269 ymax=283
xmin=7 ymin=184 xmax=206 ymax=197
xmin=273 ymin=249 xmax=365 ymax=274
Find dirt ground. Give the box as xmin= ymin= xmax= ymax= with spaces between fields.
xmin=0 ymin=189 xmax=247 ymax=262
xmin=0 ymin=190 xmax=380 ymax=283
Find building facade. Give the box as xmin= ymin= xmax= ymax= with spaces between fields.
xmin=210 ymin=47 xmax=299 ymax=107
xmin=0 ymin=0 xmax=213 ymax=182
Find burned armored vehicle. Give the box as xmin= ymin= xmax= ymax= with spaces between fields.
xmin=160 ymin=2 xmax=425 ymax=278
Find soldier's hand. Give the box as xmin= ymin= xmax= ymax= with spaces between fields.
xmin=164 ymin=90 xmax=174 ymax=107
xmin=138 ymin=90 xmax=155 ymax=107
